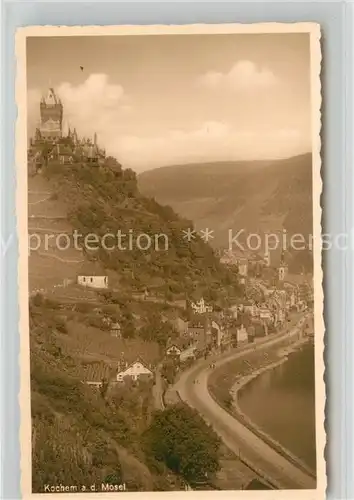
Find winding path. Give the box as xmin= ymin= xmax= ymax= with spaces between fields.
xmin=174 ymin=318 xmax=316 ymax=490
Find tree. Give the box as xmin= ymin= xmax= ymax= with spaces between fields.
xmin=31 ymin=293 xmax=44 ymax=307
xmin=143 ymin=404 xmax=220 ymax=484
xmin=161 ymin=358 xmax=178 ymax=384
xmin=104 ymin=156 xmax=122 ymax=173
xmin=99 ymin=378 xmax=109 ymax=400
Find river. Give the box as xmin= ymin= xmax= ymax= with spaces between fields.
xmin=237 ymin=341 xmax=317 ymax=471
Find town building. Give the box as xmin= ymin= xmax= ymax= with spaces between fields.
xmin=220 ymin=248 xmax=246 ymax=267
xmin=116 ymin=359 xmax=154 ymax=383
xmin=187 ymin=316 xmax=212 ymax=350
xmin=238 ymin=258 xmax=248 ymax=277
xmin=110 ymin=322 xmax=121 ymax=338
xmin=236 ymin=325 xmax=248 ymax=344
xmin=258 ymin=307 xmax=273 ymax=321
xmin=172 ymin=317 xmax=189 ymax=336
xmin=190 ymin=297 xmax=213 ymax=314
xmin=228 ymin=305 xmax=238 ymax=319
xmin=179 ymin=345 xmax=197 ymax=363
xmin=211 ymin=320 xmax=224 ymax=347
xmin=166 ymin=344 xmax=182 ymax=357
xmin=77 ymin=275 xmax=108 ymax=289
xmin=278 ymin=249 xmax=288 ymax=283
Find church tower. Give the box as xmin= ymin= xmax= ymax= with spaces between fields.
xmin=39 ymin=88 xmax=63 ymax=140
xmin=264 ymin=251 xmax=270 ymax=267
xmin=278 ymin=249 xmax=287 ymax=282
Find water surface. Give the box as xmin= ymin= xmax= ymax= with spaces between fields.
xmin=238 ymin=342 xmax=316 ymax=471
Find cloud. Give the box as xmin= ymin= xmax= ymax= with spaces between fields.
xmin=197 ymin=60 xmax=279 ymax=91
xmin=115 ymin=122 xmax=307 ymax=171
xmin=27 ymin=73 xmax=128 ymax=141
xmin=27 ymin=73 xmax=307 ymax=171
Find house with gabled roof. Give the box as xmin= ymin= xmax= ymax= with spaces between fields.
xmin=110 ymin=322 xmax=121 ymax=338
xmin=165 ymin=337 xmax=189 ymax=357
xmin=116 ymin=357 xmax=154 ymax=383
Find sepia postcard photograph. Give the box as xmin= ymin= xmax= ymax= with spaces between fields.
xmin=16 ymin=23 xmax=325 ymax=499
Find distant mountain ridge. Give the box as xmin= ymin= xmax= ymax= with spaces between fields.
xmin=138 ymin=154 xmax=313 ymax=272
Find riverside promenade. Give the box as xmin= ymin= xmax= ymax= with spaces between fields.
xmin=170 ymin=315 xmax=319 ymax=492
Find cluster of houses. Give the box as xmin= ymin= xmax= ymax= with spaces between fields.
xmin=164 ymin=278 xmax=312 ymax=364
xmin=220 ymin=247 xmax=288 ymax=286
xmin=76 ymin=270 xmax=312 ymax=389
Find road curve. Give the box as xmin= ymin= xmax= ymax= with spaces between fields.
xmin=174 ymin=322 xmax=316 ymax=490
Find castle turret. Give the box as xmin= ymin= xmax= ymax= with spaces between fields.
xmin=73 ymin=128 xmax=78 ymax=145
xmin=39 ymin=88 xmax=63 ymax=140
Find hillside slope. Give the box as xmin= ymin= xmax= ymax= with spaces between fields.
xmin=29 ymin=155 xmax=244 ymax=492
xmin=138 ymin=154 xmax=313 ymax=271
xmin=29 ymin=158 xmax=241 ymax=300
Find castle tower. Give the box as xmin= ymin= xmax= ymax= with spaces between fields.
xmin=39 ymin=88 xmax=63 ymax=140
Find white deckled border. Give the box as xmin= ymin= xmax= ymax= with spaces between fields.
xmin=15 ymin=23 xmax=325 ymax=500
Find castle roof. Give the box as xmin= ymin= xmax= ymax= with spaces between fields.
xmin=41 ymin=88 xmax=62 ymax=106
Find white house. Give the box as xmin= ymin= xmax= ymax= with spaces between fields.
xmin=116 ymin=360 xmax=153 ymax=383
xmin=190 ymin=297 xmax=213 ymax=314
xmin=211 ymin=320 xmax=223 ymax=347
xmin=179 ymin=345 xmax=197 ymax=362
xmin=166 ymin=344 xmax=182 ymax=356
xmin=237 ymin=325 xmax=248 ymax=343
xmin=77 ymin=275 xmax=108 ymax=289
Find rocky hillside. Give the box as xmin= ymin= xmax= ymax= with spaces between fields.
xmin=138 ymin=154 xmax=313 ymax=272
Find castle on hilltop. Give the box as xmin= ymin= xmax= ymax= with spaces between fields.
xmin=28 ymin=87 xmax=106 ymax=174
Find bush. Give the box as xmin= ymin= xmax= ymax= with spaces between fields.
xmin=31 ymin=293 xmax=44 ymax=307
xmin=143 ymin=404 xmax=220 ymax=484
xmin=54 ymin=316 xmax=67 ymax=334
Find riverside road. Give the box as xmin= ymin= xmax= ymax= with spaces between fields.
xmin=173 ymin=314 xmax=316 ymax=490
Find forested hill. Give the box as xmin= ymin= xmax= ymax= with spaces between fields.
xmin=38 ymin=155 xmax=241 ymax=302
xmin=29 ymin=153 xmax=239 ymax=492
xmin=138 ymin=154 xmax=313 ymax=272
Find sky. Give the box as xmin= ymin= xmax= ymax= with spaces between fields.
xmin=27 ymin=33 xmax=312 ymax=172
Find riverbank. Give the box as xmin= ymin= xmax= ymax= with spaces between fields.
xmin=176 ymin=321 xmax=316 ymax=490
xmin=231 ymin=337 xmax=315 ymax=477
xmin=208 ymin=331 xmax=316 ymax=480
